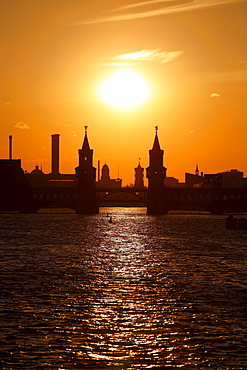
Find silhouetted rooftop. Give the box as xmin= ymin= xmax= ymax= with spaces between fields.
xmin=82 ymin=133 xmax=91 ymax=151
xmin=152 ymin=133 xmax=161 ymax=151
xmin=30 ymin=165 xmax=44 ymax=175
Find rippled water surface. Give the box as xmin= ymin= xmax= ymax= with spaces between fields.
xmin=0 ymin=207 xmax=247 ymax=369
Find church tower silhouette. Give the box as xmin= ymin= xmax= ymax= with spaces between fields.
xmin=195 ymin=163 xmax=199 ymax=176
xmin=146 ymin=126 xmax=167 ymax=214
xmin=135 ymin=159 xmax=144 ymax=188
xmin=75 ymin=126 xmax=99 ymax=213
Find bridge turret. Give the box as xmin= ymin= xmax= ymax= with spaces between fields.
xmin=146 ymin=126 xmax=167 ymax=214
xmin=75 ymin=126 xmax=99 ymax=214
xmin=146 ymin=126 xmax=167 ymax=189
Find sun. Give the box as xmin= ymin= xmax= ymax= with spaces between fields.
xmin=99 ymin=69 xmax=150 ymax=109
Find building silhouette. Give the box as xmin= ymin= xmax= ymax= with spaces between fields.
xmin=185 ymin=168 xmax=247 ymax=189
xmin=134 ymin=159 xmax=144 ymax=188
xmin=164 ymin=176 xmax=181 ymax=187
xmin=0 ymin=158 xmax=26 ymax=211
xmin=97 ymin=163 xmax=122 ymax=189
xmin=2 ymin=127 xmax=247 ymax=214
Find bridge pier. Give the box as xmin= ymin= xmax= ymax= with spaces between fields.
xmin=147 ymin=187 xmax=168 ymax=214
xmin=76 ymin=184 xmax=99 ymax=214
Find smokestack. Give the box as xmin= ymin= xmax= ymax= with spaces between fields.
xmin=51 ymin=134 xmax=60 ymax=175
xmin=98 ymin=160 xmax=100 ymax=182
xmin=9 ymin=135 xmax=12 ymax=160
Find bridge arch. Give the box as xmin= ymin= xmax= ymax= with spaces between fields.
xmin=31 ymin=189 xmax=78 ymax=213
xmin=98 ymin=190 xmax=147 ymax=206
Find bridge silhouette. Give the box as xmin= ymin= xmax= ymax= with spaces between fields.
xmin=27 ymin=185 xmax=247 ymax=214
xmin=1 ymin=128 xmax=247 ymax=214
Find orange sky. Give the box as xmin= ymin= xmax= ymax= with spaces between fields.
xmin=0 ymin=0 xmax=247 ymax=186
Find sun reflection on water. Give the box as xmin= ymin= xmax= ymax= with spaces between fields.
xmin=60 ymin=208 xmax=189 ymax=368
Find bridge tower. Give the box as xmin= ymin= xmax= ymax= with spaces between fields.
xmin=146 ymin=126 xmax=167 ymax=214
xmin=75 ymin=126 xmax=99 ymax=214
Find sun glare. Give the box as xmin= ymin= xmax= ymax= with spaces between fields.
xmin=99 ymin=70 xmax=149 ymax=109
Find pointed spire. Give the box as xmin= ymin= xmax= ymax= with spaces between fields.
xmin=195 ymin=163 xmax=199 ymax=176
xmin=82 ymin=125 xmax=91 ymax=151
xmin=152 ymin=126 xmax=161 ymax=150
xmin=135 ymin=158 xmax=142 ymax=169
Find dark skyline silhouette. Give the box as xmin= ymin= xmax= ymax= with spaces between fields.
xmin=1 ymin=127 xmax=247 ymax=214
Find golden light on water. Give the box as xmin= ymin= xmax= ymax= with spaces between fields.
xmin=63 ymin=218 xmax=183 ymax=368
xmin=98 ymin=69 xmax=150 ymax=109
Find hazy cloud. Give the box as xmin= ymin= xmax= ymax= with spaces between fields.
xmin=79 ymin=0 xmax=243 ymax=24
xmin=114 ymin=49 xmax=183 ymax=64
xmin=14 ymin=122 xmax=30 ymax=129
xmin=218 ymin=69 xmax=247 ymax=82
xmin=210 ymin=92 xmax=221 ymax=97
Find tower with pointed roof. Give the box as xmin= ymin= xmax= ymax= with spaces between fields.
xmin=146 ymin=126 xmax=167 ymax=214
xmin=134 ymin=159 xmax=144 ymax=188
xmin=75 ymin=126 xmax=99 ymax=213
xmin=195 ymin=164 xmax=199 ymax=176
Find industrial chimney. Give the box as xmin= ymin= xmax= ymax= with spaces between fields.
xmin=51 ymin=134 xmax=60 ymax=175
xmin=98 ymin=160 xmax=100 ymax=182
xmin=9 ymin=135 xmax=12 ymax=160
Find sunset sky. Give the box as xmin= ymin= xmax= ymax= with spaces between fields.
xmin=0 ymin=0 xmax=246 ymax=185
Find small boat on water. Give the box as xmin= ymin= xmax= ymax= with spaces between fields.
xmin=225 ymin=214 xmax=247 ymax=230
xmin=108 ymin=216 xmax=113 ymax=223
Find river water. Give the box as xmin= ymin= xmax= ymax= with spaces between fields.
xmin=0 ymin=207 xmax=247 ymax=369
